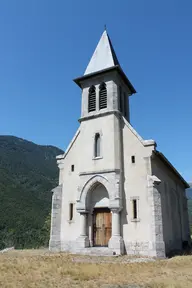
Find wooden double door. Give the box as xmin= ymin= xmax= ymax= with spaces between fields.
xmin=93 ymin=208 xmax=112 ymax=247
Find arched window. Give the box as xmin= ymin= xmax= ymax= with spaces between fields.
xmin=88 ymin=85 xmax=96 ymax=112
xmin=94 ymin=133 xmax=101 ymax=157
xmin=99 ymin=82 xmax=107 ymax=110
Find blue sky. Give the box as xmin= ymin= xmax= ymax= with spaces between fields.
xmin=0 ymin=0 xmax=192 ymax=181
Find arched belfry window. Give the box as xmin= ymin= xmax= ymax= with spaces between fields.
xmin=88 ymin=85 xmax=96 ymax=112
xmin=99 ymin=82 xmax=107 ymax=110
xmin=94 ymin=133 xmax=101 ymax=157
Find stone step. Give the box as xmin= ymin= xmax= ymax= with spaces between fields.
xmin=70 ymin=247 xmax=117 ymax=257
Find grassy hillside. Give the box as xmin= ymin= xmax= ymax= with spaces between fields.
xmin=0 ymin=136 xmax=63 ymax=250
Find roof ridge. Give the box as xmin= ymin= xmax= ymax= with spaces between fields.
xmin=84 ymin=30 xmax=120 ymax=75
xmin=107 ymin=33 xmax=120 ymax=66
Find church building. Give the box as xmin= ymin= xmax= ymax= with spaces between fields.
xmin=49 ymin=30 xmax=190 ymax=257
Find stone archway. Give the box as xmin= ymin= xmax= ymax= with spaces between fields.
xmin=76 ymin=174 xmax=124 ymax=254
xmin=88 ymin=182 xmax=111 ymax=247
xmin=89 ymin=182 xmax=109 ymax=210
xmin=76 ymin=175 xmax=111 ymax=212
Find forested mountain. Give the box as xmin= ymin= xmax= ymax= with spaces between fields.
xmin=0 ymin=136 xmax=63 ymax=249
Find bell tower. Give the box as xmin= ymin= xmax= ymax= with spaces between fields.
xmin=73 ymin=30 xmax=137 ymax=254
xmin=74 ymin=30 xmax=136 ymax=123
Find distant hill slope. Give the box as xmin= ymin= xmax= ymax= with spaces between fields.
xmin=0 ymin=136 xmax=63 ymax=249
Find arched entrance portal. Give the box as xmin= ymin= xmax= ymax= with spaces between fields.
xmin=88 ymin=183 xmax=112 ymax=247
xmin=76 ymin=175 xmax=124 ymax=254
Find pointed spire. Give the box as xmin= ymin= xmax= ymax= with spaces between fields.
xmin=84 ymin=30 xmax=120 ymax=75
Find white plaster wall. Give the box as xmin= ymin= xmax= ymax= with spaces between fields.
xmin=58 ymin=111 xmax=123 ymax=246
xmin=121 ymin=118 xmax=154 ymax=248
xmin=151 ymin=156 xmax=189 ymax=254
xmin=59 ymin=131 xmax=81 ymax=243
xmin=55 ymin=111 xmax=157 ymax=253
xmin=79 ymin=114 xmax=121 ymax=172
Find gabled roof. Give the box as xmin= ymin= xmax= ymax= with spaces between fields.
xmin=154 ymin=151 xmax=190 ymax=189
xmin=74 ymin=30 xmax=136 ymax=94
xmin=84 ymin=30 xmax=120 ymax=75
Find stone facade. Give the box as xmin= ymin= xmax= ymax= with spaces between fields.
xmin=49 ymin=30 xmax=190 ymax=257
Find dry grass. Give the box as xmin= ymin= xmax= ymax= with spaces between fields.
xmin=0 ymin=249 xmax=192 ymax=288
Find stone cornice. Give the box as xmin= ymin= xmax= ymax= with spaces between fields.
xmin=78 ymin=110 xmax=121 ymax=123
xmin=73 ymin=65 xmax=136 ymax=94
xmin=79 ymin=169 xmax=120 ymax=176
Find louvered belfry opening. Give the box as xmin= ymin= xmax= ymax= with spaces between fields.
xmin=88 ymin=85 xmax=96 ymax=112
xmin=99 ymin=82 xmax=107 ymax=110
